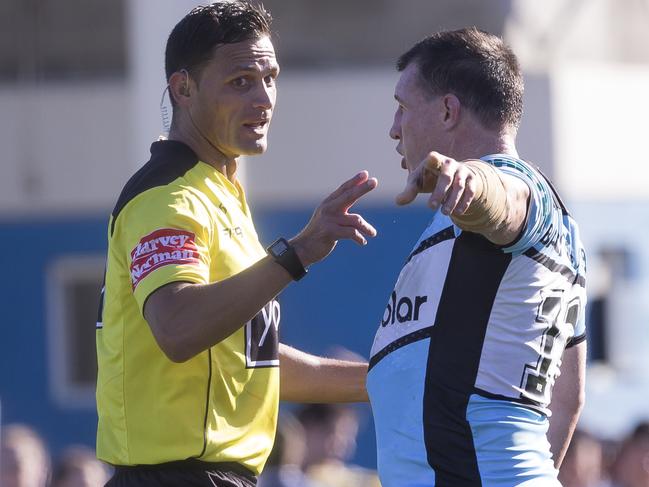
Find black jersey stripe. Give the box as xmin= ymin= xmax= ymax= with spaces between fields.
xmin=368 ymin=326 xmax=434 ymax=371
xmin=472 ymin=387 xmax=545 ymax=411
xmin=423 ymin=232 xmax=511 ymax=485
xmin=537 ymin=167 xmax=570 ymax=216
xmin=566 ymin=333 xmax=587 ymax=348
xmin=110 ymin=141 xmax=199 ymax=236
xmin=194 ymin=348 xmax=213 ymax=460
xmin=406 ymin=226 xmax=456 ymax=264
xmin=524 ymin=247 xmax=586 ymax=288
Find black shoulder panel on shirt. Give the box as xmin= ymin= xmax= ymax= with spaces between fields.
xmin=530 ymin=162 xmax=570 ymax=216
xmin=110 ymin=140 xmax=199 ymax=236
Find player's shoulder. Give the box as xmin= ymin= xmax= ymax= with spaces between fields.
xmin=483 ymin=153 xmax=569 ymax=211
xmin=481 ymin=154 xmax=549 ymax=193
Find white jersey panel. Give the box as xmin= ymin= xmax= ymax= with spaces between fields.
xmin=474 ymin=254 xmax=579 ymax=407
xmin=370 ymin=235 xmax=453 ymax=357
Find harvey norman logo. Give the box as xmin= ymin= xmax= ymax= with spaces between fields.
xmin=130 ymin=228 xmax=200 ymax=289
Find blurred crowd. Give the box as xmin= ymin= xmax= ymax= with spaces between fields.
xmin=258 ymin=403 xmax=379 ymax=487
xmin=0 ymin=424 xmax=110 ymax=487
xmin=3 ymin=413 xmax=649 ymax=487
xmin=558 ymin=422 xmax=649 ymax=487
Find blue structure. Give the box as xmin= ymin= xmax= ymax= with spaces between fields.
xmin=0 ymin=204 xmax=431 ymax=468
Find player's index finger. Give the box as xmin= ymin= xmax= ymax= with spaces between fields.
xmin=395 ymin=178 xmax=419 ymax=205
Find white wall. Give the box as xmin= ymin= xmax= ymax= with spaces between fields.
xmin=552 ymin=61 xmax=649 ymax=201
xmin=127 ymin=0 xmax=203 ymax=165
xmin=246 ymin=69 xmax=557 ymax=207
xmin=0 ymin=83 xmax=130 ymax=215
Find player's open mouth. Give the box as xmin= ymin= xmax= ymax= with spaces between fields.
xmin=243 ymin=121 xmax=268 ymax=135
xmin=243 ymin=120 xmax=268 ymax=137
xmin=244 ymin=121 xmax=267 ymax=128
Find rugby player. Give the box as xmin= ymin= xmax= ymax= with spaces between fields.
xmin=366 ymin=28 xmax=587 ymax=486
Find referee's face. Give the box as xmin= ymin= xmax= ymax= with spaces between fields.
xmin=390 ymin=62 xmax=448 ymax=174
xmin=187 ymin=35 xmax=279 ymax=161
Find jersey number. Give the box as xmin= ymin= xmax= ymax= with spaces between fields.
xmin=245 ymin=300 xmax=280 ymax=368
xmin=520 ymin=290 xmax=581 ymax=404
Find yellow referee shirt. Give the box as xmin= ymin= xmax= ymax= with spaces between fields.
xmin=96 ymin=140 xmax=280 ymax=475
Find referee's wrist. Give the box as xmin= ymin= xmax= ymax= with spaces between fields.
xmin=267 ymin=237 xmax=308 ymax=281
xmin=288 ymin=237 xmax=312 ymax=268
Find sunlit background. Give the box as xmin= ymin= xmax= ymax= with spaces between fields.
xmin=1 ymin=0 xmax=648 ymax=477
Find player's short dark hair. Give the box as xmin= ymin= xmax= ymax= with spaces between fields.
xmin=397 ymin=27 xmax=523 ymax=130
xmin=165 ymin=1 xmax=272 ymax=83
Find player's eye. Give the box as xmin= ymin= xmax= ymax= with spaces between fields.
xmin=263 ymin=74 xmax=276 ymax=86
xmin=231 ymin=77 xmax=250 ymax=88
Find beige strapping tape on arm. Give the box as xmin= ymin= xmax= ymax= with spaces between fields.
xmin=451 ymin=160 xmax=509 ymax=233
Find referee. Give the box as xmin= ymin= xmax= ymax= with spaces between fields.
xmin=96 ymin=3 xmax=376 ymax=486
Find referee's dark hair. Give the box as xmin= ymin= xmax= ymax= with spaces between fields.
xmin=397 ymin=28 xmax=524 ymax=130
xmin=165 ymin=1 xmax=272 ymax=88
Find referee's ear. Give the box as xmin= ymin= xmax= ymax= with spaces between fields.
xmin=168 ymin=70 xmax=193 ymax=108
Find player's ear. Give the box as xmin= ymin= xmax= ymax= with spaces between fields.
xmin=168 ymin=69 xmax=192 ymax=107
xmin=441 ymin=94 xmax=461 ymax=130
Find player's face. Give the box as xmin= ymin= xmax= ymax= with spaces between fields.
xmin=389 ymin=63 xmax=448 ymax=173
xmin=189 ymin=36 xmax=279 ymax=160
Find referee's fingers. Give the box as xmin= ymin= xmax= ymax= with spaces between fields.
xmin=324 ymin=171 xmax=369 ymax=203
xmin=337 ymin=213 xmax=377 ymax=238
xmin=328 ymin=175 xmax=378 ymax=211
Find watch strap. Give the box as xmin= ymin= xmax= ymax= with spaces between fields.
xmin=267 ymin=238 xmax=307 ymax=281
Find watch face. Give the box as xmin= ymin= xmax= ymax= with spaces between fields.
xmin=273 ymin=239 xmax=289 ymax=256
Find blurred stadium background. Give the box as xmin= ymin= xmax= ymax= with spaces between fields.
xmin=1 ymin=0 xmax=648 ymax=475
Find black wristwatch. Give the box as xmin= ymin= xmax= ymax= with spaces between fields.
xmin=267 ymin=237 xmax=307 ymax=281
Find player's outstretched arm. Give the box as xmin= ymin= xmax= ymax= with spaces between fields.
xmin=278 ymin=344 xmax=368 ymax=403
xmin=547 ymin=342 xmax=587 ymax=468
xmin=144 ymin=172 xmax=377 ymax=363
xmin=396 ymin=151 xmax=529 ymax=246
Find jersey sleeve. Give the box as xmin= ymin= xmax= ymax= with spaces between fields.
xmin=566 ymin=218 xmax=588 ymax=347
xmin=116 ymin=187 xmax=213 ymax=314
xmin=483 ymin=155 xmax=562 ymax=256
xmin=566 ymin=300 xmax=587 ymax=348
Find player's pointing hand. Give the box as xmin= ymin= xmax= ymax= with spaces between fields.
xmin=396 ymin=151 xmax=479 ymax=216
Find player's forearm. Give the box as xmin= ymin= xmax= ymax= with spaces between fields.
xmin=547 ymin=396 xmax=583 ymax=468
xmin=547 ymin=343 xmax=587 ymax=468
xmin=279 ymin=344 xmax=368 ymax=403
xmin=145 ymin=255 xmax=293 ymax=362
xmin=451 ymin=161 xmax=529 ymax=245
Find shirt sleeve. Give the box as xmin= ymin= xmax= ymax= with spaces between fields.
xmin=566 ymin=286 xmax=587 ymax=347
xmin=116 ymin=187 xmax=213 ymax=314
xmin=482 ymin=155 xmax=562 ymax=256
xmin=566 ymin=218 xmax=588 ymax=346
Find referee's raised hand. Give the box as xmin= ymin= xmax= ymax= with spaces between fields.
xmin=291 ymin=171 xmax=378 ymax=267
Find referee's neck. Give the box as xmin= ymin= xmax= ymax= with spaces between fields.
xmin=168 ymin=125 xmax=238 ymax=181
